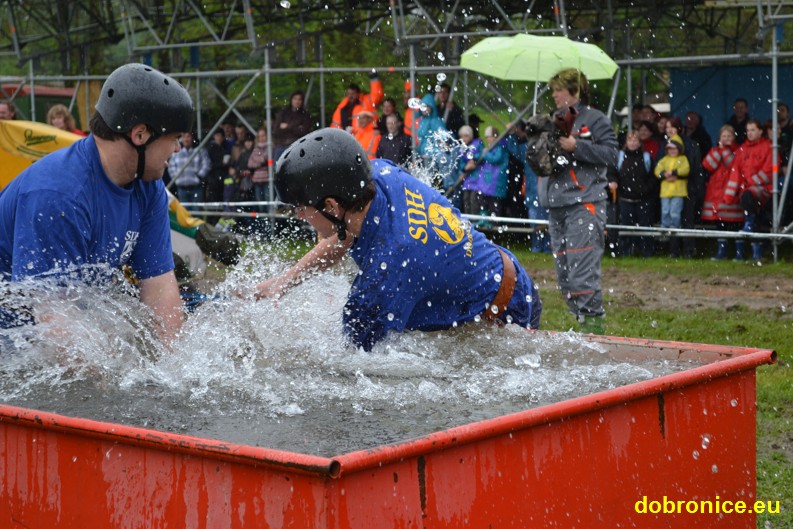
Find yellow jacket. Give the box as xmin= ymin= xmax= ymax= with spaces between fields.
xmin=654 ymin=151 xmax=690 ymax=198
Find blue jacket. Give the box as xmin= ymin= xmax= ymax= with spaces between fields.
xmin=417 ymin=93 xmax=448 ymax=158
xmin=463 ymin=139 xmax=509 ymax=199
xmin=344 ymin=159 xmax=539 ymax=351
xmin=506 ymin=134 xmax=538 ymax=202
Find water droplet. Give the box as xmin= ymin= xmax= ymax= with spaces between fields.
xmin=711 ymin=464 xmax=718 ymax=473
xmin=490 ymin=304 xmax=499 ymax=314
xmin=494 ymin=273 xmax=502 ymax=283
xmin=387 ymin=313 xmax=394 ymax=321
xmin=408 ymin=97 xmax=423 ymax=109
xmin=426 ymin=300 xmax=432 ymax=307
xmin=401 ymin=260 xmax=408 ymax=267
xmin=651 ymin=320 xmax=658 ymax=328
xmin=473 ymin=314 xmax=481 ymax=323
xmin=380 ymin=262 xmax=387 ymax=270
xmin=436 ymin=73 xmax=447 ymax=82
xmin=692 ymin=450 xmax=700 ymax=460
xmin=730 ymin=399 xmax=738 ymax=407
xmin=280 ymin=0 xmax=291 ymax=7
xmin=437 ymin=52 xmax=445 ymax=61
xmin=379 ymin=166 xmax=392 ymax=175
xmin=701 ymin=434 xmax=711 ymax=449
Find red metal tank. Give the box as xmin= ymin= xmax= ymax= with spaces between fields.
xmin=0 ymin=335 xmax=776 ymax=528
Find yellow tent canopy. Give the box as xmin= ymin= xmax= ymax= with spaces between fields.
xmin=0 ymin=120 xmax=81 ymax=190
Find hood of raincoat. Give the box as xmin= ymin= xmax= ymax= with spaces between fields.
xmin=421 ymin=93 xmax=440 ymax=118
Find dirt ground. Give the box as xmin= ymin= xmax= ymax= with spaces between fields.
xmin=530 ymin=264 xmax=793 ymax=313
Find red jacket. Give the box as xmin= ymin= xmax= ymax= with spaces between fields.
xmin=702 ymin=143 xmax=742 ymax=223
xmin=724 ymin=136 xmax=774 ymax=205
xmin=331 ymin=78 xmax=383 ymax=134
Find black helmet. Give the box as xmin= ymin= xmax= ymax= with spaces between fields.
xmin=275 ymin=128 xmax=372 ymax=208
xmin=95 ymin=63 xmax=194 ymax=136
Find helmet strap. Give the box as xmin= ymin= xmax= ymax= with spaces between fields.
xmin=318 ymin=210 xmax=348 ymax=241
xmin=123 ymin=133 xmax=157 ymax=180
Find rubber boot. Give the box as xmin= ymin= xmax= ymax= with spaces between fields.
xmin=733 ymin=240 xmax=746 ymax=261
xmin=578 ymin=315 xmax=605 ymax=335
xmin=711 ymin=239 xmax=728 ymax=261
xmin=669 ymin=237 xmax=681 ymax=258
xmin=751 ymin=242 xmax=764 ymax=263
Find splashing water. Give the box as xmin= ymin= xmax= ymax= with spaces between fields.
xmin=407 ymin=97 xmax=423 ymax=110
xmin=408 ymin=129 xmax=462 ymax=190
xmin=0 ymin=246 xmax=697 ymax=457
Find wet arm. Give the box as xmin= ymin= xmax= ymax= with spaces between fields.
xmin=139 ymin=270 xmax=184 ymax=345
xmin=254 ymin=234 xmax=353 ymax=300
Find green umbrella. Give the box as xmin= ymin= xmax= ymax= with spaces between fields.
xmin=460 ymin=33 xmax=619 ymax=82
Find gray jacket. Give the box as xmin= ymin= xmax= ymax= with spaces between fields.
xmin=537 ymin=102 xmax=618 ymax=208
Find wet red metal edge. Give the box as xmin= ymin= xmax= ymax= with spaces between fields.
xmin=0 ymin=335 xmax=777 ymax=528
xmin=331 ymin=343 xmax=776 ymax=478
xmin=0 ymin=403 xmax=339 ymax=476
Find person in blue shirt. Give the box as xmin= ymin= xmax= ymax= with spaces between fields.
xmin=253 ymin=128 xmax=541 ymax=352
xmin=0 ymin=63 xmax=194 ymax=344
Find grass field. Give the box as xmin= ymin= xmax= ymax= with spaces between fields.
xmin=506 ymin=248 xmax=792 ymax=528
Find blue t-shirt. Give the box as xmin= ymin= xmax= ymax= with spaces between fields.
xmin=0 ymin=135 xmax=174 ymax=282
xmin=344 ymin=159 xmax=538 ymax=351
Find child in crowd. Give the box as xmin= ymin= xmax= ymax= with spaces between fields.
xmin=248 ymin=127 xmax=270 ymax=208
xmin=654 ymin=135 xmax=690 ymax=257
xmin=616 ymin=130 xmax=655 ymax=257
xmin=224 ymin=132 xmax=255 ymax=210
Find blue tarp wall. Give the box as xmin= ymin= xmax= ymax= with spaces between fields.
xmin=670 ymin=64 xmax=793 ymax=141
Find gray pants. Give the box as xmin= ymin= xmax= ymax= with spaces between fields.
xmin=548 ymin=202 xmax=606 ymax=319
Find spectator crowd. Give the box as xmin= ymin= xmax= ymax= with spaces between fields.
xmin=3 ymin=74 xmax=790 ymax=261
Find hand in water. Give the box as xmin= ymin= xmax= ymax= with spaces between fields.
xmin=253 ymin=276 xmax=283 ymax=301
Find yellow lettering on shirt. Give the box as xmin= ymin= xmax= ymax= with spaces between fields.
xmin=408 ymin=225 xmax=428 ymax=243
xmin=404 ymin=188 xmax=425 ymax=209
xmin=405 ymin=187 xmax=429 ymax=243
